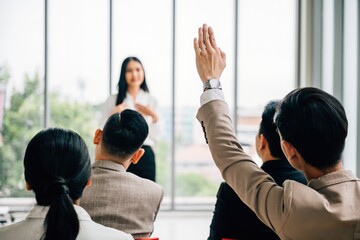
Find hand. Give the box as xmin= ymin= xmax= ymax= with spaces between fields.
xmin=194 ymin=24 xmax=226 ymax=83
xmin=110 ymin=102 xmax=127 ymax=115
xmin=135 ymin=103 xmax=158 ymax=123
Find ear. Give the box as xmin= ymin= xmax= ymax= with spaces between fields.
xmin=25 ymin=181 xmax=32 ymax=191
xmin=130 ymin=148 xmax=145 ymax=164
xmin=259 ymin=134 xmax=267 ymax=150
xmin=93 ymin=129 xmax=102 ymax=145
xmin=85 ymin=178 xmax=92 ymax=188
xmin=281 ymin=140 xmax=296 ymax=161
xmin=281 ymin=140 xmax=305 ymax=171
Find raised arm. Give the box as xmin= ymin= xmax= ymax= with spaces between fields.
xmin=194 ymin=24 xmax=290 ymax=235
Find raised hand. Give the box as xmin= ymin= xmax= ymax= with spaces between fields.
xmin=193 ymin=24 xmax=226 ymax=83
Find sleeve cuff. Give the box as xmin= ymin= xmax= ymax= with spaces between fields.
xmin=200 ymin=89 xmax=225 ymax=106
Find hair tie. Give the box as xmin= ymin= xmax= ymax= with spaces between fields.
xmin=48 ymin=177 xmax=69 ymax=196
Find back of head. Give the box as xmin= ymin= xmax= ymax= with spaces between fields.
xmin=102 ymin=109 xmax=149 ymax=160
xmin=258 ymin=100 xmax=285 ymax=159
xmin=24 ymin=128 xmax=91 ymax=240
xmin=274 ymin=87 xmax=348 ymax=170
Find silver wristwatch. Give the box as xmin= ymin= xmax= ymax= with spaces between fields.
xmin=203 ymin=78 xmax=222 ymax=91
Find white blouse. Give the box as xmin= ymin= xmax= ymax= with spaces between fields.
xmin=0 ymin=205 xmax=133 ymax=240
xmin=99 ymin=89 xmax=161 ymax=146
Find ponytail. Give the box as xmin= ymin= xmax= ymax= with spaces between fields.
xmin=42 ymin=178 xmax=79 ymax=240
xmin=24 ymin=128 xmax=91 ymax=240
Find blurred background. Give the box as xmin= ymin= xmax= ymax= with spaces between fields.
xmin=0 ymin=0 xmax=359 ymax=238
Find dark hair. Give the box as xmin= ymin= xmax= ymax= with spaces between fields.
xmin=274 ymin=87 xmax=348 ymax=169
xmin=24 ymin=128 xmax=91 ymax=240
xmin=102 ymin=109 xmax=149 ymax=159
xmin=116 ymin=56 xmax=149 ymax=105
xmin=258 ymin=100 xmax=286 ymax=159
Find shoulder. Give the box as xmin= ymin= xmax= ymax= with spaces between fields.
xmin=88 ymin=163 xmax=126 ymax=185
xmin=282 ymin=179 xmax=317 ymax=207
xmin=127 ymin=172 xmax=163 ymax=196
xmin=79 ymin=220 xmax=133 ymax=240
xmin=0 ymin=221 xmax=36 ymax=240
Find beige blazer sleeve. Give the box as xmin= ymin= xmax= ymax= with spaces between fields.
xmin=196 ymin=99 xmax=292 ymax=233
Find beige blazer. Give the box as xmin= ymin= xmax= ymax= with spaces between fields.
xmin=197 ymin=100 xmax=360 ymax=240
xmin=0 ymin=205 xmax=133 ymax=240
xmin=81 ymin=160 xmax=163 ymax=238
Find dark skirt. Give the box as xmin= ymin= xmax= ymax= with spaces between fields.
xmin=127 ymin=145 xmax=156 ymax=182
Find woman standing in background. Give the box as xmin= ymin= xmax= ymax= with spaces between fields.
xmin=100 ymin=57 xmax=160 ymax=182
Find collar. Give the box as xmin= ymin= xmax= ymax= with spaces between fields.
xmin=27 ymin=204 xmax=92 ymax=221
xmin=92 ymin=160 xmax=126 ymax=173
xmin=261 ymin=158 xmax=291 ymax=169
xmin=126 ymin=89 xmax=146 ymax=100
xmin=308 ymin=169 xmax=360 ymax=190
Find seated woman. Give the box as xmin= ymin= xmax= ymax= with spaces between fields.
xmin=0 ymin=128 xmax=133 ymax=240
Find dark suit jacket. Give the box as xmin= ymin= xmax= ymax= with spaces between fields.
xmin=208 ymin=159 xmax=307 ymax=240
xmin=198 ymin=100 xmax=360 ymax=240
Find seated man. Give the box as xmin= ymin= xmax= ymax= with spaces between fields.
xmin=81 ymin=110 xmax=163 ymax=238
xmin=194 ymin=24 xmax=360 ymax=239
xmin=208 ymin=101 xmax=307 ymax=240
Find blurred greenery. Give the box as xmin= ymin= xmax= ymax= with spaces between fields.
xmin=155 ymin=141 xmax=218 ymax=197
xmin=155 ymin=140 xmax=170 ymax=196
xmin=0 ymin=69 xmax=98 ymax=197
xmin=176 ymin=172 xmax=218 ymax=196
xmin=0 ymin=66 xmax=10 ymax=84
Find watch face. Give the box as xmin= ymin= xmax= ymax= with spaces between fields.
xmin=203 ymin=79 xmax=222 ymax=91
xmin=209 ymin=79 xmax=221 ymax=88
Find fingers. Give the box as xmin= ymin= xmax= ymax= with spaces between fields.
xmin=197 ymin=24 xmax=217 ymax=55
xmin=135 ymin=104 xmax=143 ymax=113
xmin=198 ymin=27 xmax=207 ymax=54
xmin=203 ymin=24 xmax=213 ymax=52
xmin=135 ymin=103 xmax=147 ymax=111
xmin=194 ymin=38 xmax=200 ymax=56
xmin=208 ymin=27 xmax=217 ymax=49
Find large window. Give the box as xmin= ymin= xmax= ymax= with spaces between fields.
xmin=0 ymin=0 xmax=44 ymax=197
xmin=175 ymin=0 xmax=235 ymax=208
xmin=0 ymin=1 xmax=299 ymax=209
xmin=237 ymin=0 xmax=297 ymax=165
xmin=112 ymin=0 xmax=172 ymax=204
xmin=48 ymin=0 xmax=108 ymax=157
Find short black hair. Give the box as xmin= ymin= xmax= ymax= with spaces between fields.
xmin=102 ymin=109 xmax=149 ymax=159
xmin=275 ymin=87 xmax=348 ymax=169
xmin=258 ymin=100 xmax=285 ymax=159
